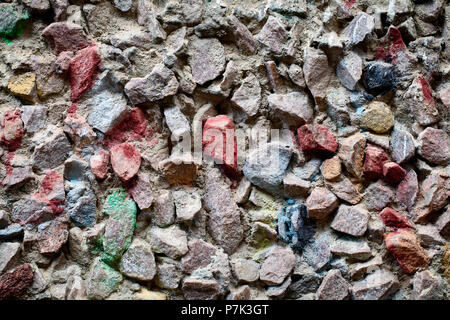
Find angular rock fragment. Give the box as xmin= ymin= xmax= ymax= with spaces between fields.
xmin=164 ymin=105 xmax=190 ymax=141
xmin=66 ymin=180 xmax=96 ymax=227
xmin=119 ymin=238 xmax=156 ymax=281
xmin=90 ymin=150 xmax=109 ymax=180
xmin=148 ymin=225 xmax=188 ymax=259
xmin=404 ymin=76 xmax=440 ymax=126
xmin=110 ymin=143 xmax=141 ymax=182
xmin=0 ymin=264 xmax=34 ymax=300
xmin=338 ymin=133 xmax=366 ymax=178
xmin=352 ymin=269 xmax=399 ymax=300
xmin=390 ymin=128 xmax=415 ymax=164
xmin=188 ymin=37 xmax=225 ymax=85
xmin=411 ymin=270 xmax=444 ymax=300
xmin=360 ymin=101 xmax=394 ymax=134
xmin=7 ymin=73 xmax=37 ymax=103
xmin=336 ymin=51 xmax=362 ymax=90
xmin=380 ymin=207 xmax=413 ymax=230
xmin=283 ymin=174 xmax=311 ymax=198
xmin=417 ymin=127 xmax=450 ymax=165
xmin=227 ymin=15 xmax=257 ymax=54
xmin=306 ymin=187 xmax=339 ymax=220
xmin=268 ymin=92 xmax=314 ymax=127
xmin=363 ymin=144 xmax=389 ymax=180
xmin=256 ymin=16 xmax=288 ymax=54
xmin=384 ymin=229 xmax=429 ymax=274
xmin=316 ymin=269 xmax=349 ymax=300
xmin=125 ymin=64 xmax=179 ymax=105
xmin=69 ymin=46 xmax=101 ymax=102
xmin=181 ymin=239 xmax=216 ymax=274
xmin=129 ymin=173 xmax=153 ymax=211
xmin=297 ymin=124 xmax=338 ymax=154
xmin=173 ymin=189 xmax=201 ymax=222
xmin=330 ymin=239 xmax=372 ymax=261
xmin=159 ymin=154 xmax=199 ymax=186
xmin=37 ymin=221 xmax=69 ymax=254
xmin=331 ymin=205 xmax=369 ymax=237
xmin=413 ymin=170 xmax=448 ymax=223
xmin=152 ymin=190 xmax=175 ymax=227
xmin=86 ymin=258 xmax=122 ymax=300
xmin=182 ymin=277 xmax=220 ymax=300
xmin=203 ymin=169 xmax=243 ymax=254
xmin=0 ymin=242 xmax=21 ymax=274
xmin=231 ymin=73 xmax=261 ymax=117
xmin=342 ymin=13 xmax=375 ymax=47
xmin=321 ymin=156 xmax=341 ymax=181
xmin=383 ymin=162 xmax=406 ymax=184
xmin=243 ymin=142 xmax=292 ymax=195
xmin=231 ymin=258 xmax=260 ymax=283
xmin=303 ymin=48 xmax=331 ymax=107
xmin=363 ymin=61 xmax=396 ymax=96
xmin=365 ymin=182 xmax=394 ymax=211
xmin=259 ymin=246 xmax=296 ymax=285
xmin=326 ymin=176 xmax=362 ymax=205
xmin=42 ymin=22 xmax=92 ymax=55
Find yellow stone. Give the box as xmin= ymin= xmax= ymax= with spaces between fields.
xmin=135 ymin=288 xmax=167 ymax=300
xmin=7 ymin=72 xmax=36 ymax=102
xmin=360 ymin=101 xmax=394 ymax=134
xmin=321 ymin=155 xmax=341 ymax=181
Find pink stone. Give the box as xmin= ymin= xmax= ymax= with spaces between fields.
xmin=380 ymin=207 xmax=413 ymax=230
xmin=38 ymin=220 xmax=69 ymax=254
xmin=297 ymin=124 xmax=338 ymax=154
xmin=396 ymin=169 xmax=418 ymax=210
xmin=90 ymin=150 xmax=110 ymax=180
xmin=110 ymin=143 xmax=141 ymax=182
xmin=42 ymin=22 xmax=93 ymax=55
xmin=383 ymin=162 xmax=406 ymax=184
xmin=1 ymin=110 xmax=23 ymax=152
xmin=418 ymin=127 xmax=450 ymax=165
xmin=129 ymin=173 xmax=153 ymax=210
xmin=363 ymin=144 xmax=389 ymax=180
xmin=202 ymin=115 xmax=238 ymax=178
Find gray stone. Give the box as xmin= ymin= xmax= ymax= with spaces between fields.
xmin=256 ymin=16 xmax=288 ymax=54
xmin=435 ymin=207 xmax=450 ymax=238
xmin=129 ymin=173 xmax=153 ymax=211
xmin=288 ymin=64 xmax=306 ymax=88
xmin=316 ymin=269 xmax=349 ymax=300
xmin=336 ymin=51 xmax=363 ymax=90
xmin=352 ymin=269 xmax=399 ymax=300
xmin=231 ymin=258 xmax=260 ymax=283
xmin=23 ymin=0 xmax=51 ymax=12
xmin=203 ymin=169 xmax=243 ymax=254
xmin=331 ymin=205 xmax=369 ymax=236
xmin=411 ymin=270 xmax=444 ymax=300
xmin=21 ymin=105 xmax=47 ymax=133
xmin=231 ymin=73 xmax=261 ymax=117
xmin=243 ymin=142 xmax=292 ymax=195
xmin=173 ymin=189 xmax=202 ymax=222
xmin=417 ymin=225 xmax=445 ymax=247
xmin=152 ymin=190 xmax=175 ymax=227
xmin=65 ymin=180 xmax=97 ymax=228
xmin=303 ymin=48 xmax=331 ymax=107
xmin=268 ymin=92 xmax=314 ymax=127
xmin=136 ymin=0 xmax=166 ymax=42
xmin=365 ymin=182 xmax=394 ymax=211
xmin=124 ymin=64 xmax=179 ymax=105
xmin=338 ymin=133 xmax=366 ymax=179
xmin=188 ymin=37 xmax=225 ymax=85
xmin=227 ymin=285 xmax=251 ymax=300
xmin=119 ymin=238 xmax=156 ymax=281
xmin=86 ymin=71 xmax=128 ymax=134
xmin=32 ymin=129 xmax=71 ymax=171
xmin=0 ymin=224 xmax=24 ymax=241
xmin=350 ymin=255 xmax=383 ymax=280
xmin=326 ymin=176 xmax=362 ymax=205
xmin=147 ymin=225 xmax=188 ymax=259
xmin=417 ymin=127 xmax=450 ymax=165
xmin=155 ymin=258 xmax=182 ymax=289
xmin=0 ymin=242 xmax=21 ymax=274
xmin=267 ymin=276 xmax=291 ymax=298
xmin=260 ymin=246 xmax=296 ymax=285
xmin=181 ymin=239 xmax=216 ymax=274
xmin=283 ymin=174 xmax=311 ymax=198
xmin=227 ymin=15 xmax=257 ymax=54
xmin=2 ymin=165 xmax=34 ymax=189
xmin=182 ymin=277 xmax=220 ymax=300
xmin=66 ymin=275 xmax=87 ymax=300
xmin=390 ymin=128 xmax=415 ymax=164
xmin=113 ymin=0 xmax=132 ymax=12
xmin=235 ymin=177 xmax=251 ymax=204
xmin=330 ymin=239 xmax=372 ymax=261
xmin=342 ymin=13 xmax=375 ymax=47
xmin=302 ymin=232 xmax=333 ymax=271
xmin=164 ymin=105 xmax=190 ymax=141
xmin=68 ymin=227 xmax=90 ymax=266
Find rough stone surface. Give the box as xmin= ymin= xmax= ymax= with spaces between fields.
xmin=188 ymin=37 xmax=225 ymax=85
xmin=268 ymin=92 xmax=313 ymax=127
xmin=338 ymin=133 xmax=366 ymax=178
xmin=417 ymin=127 xmax=450 ymax=165
xmin=306 ymin=187 xmax=339 ymax=220
xmin=316 ymin=269 xmax=349 ymax=300
xmin=331 ymin=205 xmax=369 ymax=237
xmin=119 ymin=238 xmax=156 ymax=281
xmin=260 ymin=247 xmax=296 ymax=285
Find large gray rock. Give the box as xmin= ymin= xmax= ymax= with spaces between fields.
xmin=390 ymin=128 xmax=415 ymax=164
xmin=0 ymin=242 xmax=21 ymax=274
xmin=336 ymin=51 xmax=363 ymax=90
xmin=267 ymin=92 xmax=314 ymax=126
xmin=203 ymin=169 xmax=243 ymax=254
xmin=243 ymin=142 xmax=292 ymax=195
xmin=119 ymin=238 xmax=156 ymax=281
xmin=256 ymin=16 xmax=288 ymax=54
xmin=231 ymin=73 xmax=261 ymax=117
xmin=32 ymin=129 xmax=71 ymax=170
xmin=342 ymin=13 xmax=375 ymax=47
xmin=188 ymin=37 xmax=225 ymax=85
xmin=163 ymin=105 xmax=190 ymax=141
xmin=124 ymin=64 xmax=179 ymax=105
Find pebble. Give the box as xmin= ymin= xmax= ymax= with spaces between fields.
xmin=412 ymin=270 xmax=444 ymax=300
xmin=379 ymin=207 xmax=413 ymax=230
xmin=102 ymin=189 xmax=137 ymax=263
xmin=363 ymin=144 xmax=389 ymax=180
xmin=155 ymin=258 xmax=182 ymax=289
xmin=316 ymin=269 xmax=349 ymax=300
xmin=181 ymin=239 xmax=216 ymax=274
xmin=404 ymin=76 xmax=440 ymax=126
xmin=306 ymin=187 xmax=339 ymax=220
xmin=288 ymin=64 xmax=306 ymax=88
xmin=413 ymin=170 xmax=448 ymax=223
xmin=321 ymin=156 xmax=341 ymax=181
xmin=338 ymin=133 xmax=366 ymax=178
xmin=182 ymin=277 xmax=220 ymax=300
xmin=260 ymin=246 xmax=296 ymax=285
xmin=283 ymin=174 xmax=311 ymax=198
xmin=124 ymin=64 xmax=179 ymax=105
xmin=113 ymin=0 xmax=132 ymax=12
xmin=231 ymin=73 xmax=261 ymax=117
xmin=352 ymin=269 xmax=399 ymax=300
xmin=203 ymin=169 xmax=243 ymax=254
xmin=382 ymin=162 xmax=406 ymax=184
xmin=268 ymin=92 xmax=314 ymax=127
xmin=417 ymin=127 xmax=450 ymax=165
xmin=231 ymin=258 xmax=260 ymax=283
xmin=147 ymin=225 xmax=188 ymax=259
xmin=331 ymin=205 xmax=369 ymax=237
xmin=7 ymin=72 xmax=36 ymax=103
xmin=360 ymin=101 xmax=394 ymax=134
xmin=243 ymin=142 xmax=292 ymax=195
xmin=66 ymin=180 xmax=96 ymax=227
xmin=342 ymin=13 xmax=375 ymax=47
xmin=110 ymin=143 xmax=141 ymax=182
xmin=90 ymin=150 xmax=109 ymax=180
xmin=152 ymin=190 xmax=175 ymax=227
xmin=416 ymin=225 xmax=445 ymax=247
xmin=350 ymin=255 xmax=383 ymax=280
xmin=390 ymin=128 xmax=415 ymax=164
xmin=119 ymin=238 xmax=156 ymax=281
xmin=336 ymin=51 xmax=363 ymax=90
xmin=86 ymin=258 xmax=122 ymax=300
xmin=297 ymin=124 xmax=338 ymax=154
xmin=256 ymin=16 xmax=288 ymax=54
xmin=0 ymin=264 xmax=34 ymax=300
xmin=188 ymin=37 xmax=225 ymax=85
xmin=384 ymin=228 xmax=429 ymax=274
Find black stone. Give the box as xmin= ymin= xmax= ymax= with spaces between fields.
xmin=363 ymin=61 xmax=396 ymax=96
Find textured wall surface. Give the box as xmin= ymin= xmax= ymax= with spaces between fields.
xmin=0 ymin=0 xmax=449 ymax=300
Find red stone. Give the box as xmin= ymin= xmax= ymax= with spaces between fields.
xmin=110 ymin=142 xmax=141 ymax=182
xmin=363 ymin=144 xmax=389 ymax=180
xmin=33 ymin=171 xmax=65 ymax=215
xmin=90 ymin=149 xmax=110 ymax=180
xmin=69 ymin=46 xmax=101 ymax=102
xmin=376 ymin=26 xmax=406 ymax=64
xmin=202 ymin=115 xmax=238 ymax=178
xmin=384 ymin=229 xmax=429 ymax=274
xmin=1 ymin=110 xmax=23 ymax=152
xmin=383 ymin=162 xmax=406 ymax=184
xmin=380 ymin=207 xmax=413 ymax=230
xmin=0 ymin=264 xmax=34 ymax=300
xmin=42 ymin=22 xmax=93 ymax=55
xmin=297 ymin=124 xmax=338 ymax=154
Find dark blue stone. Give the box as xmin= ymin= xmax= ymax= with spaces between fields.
xmin=363 ymin=61 xmax=396 ymax=96
xmin=276 ymin=199 xmax=315 ymax=252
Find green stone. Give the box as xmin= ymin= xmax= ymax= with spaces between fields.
xmin=0 ymin=6 xmax=28 ymax=42
xmin=102 ymin=189 xmax=137 ymax=265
